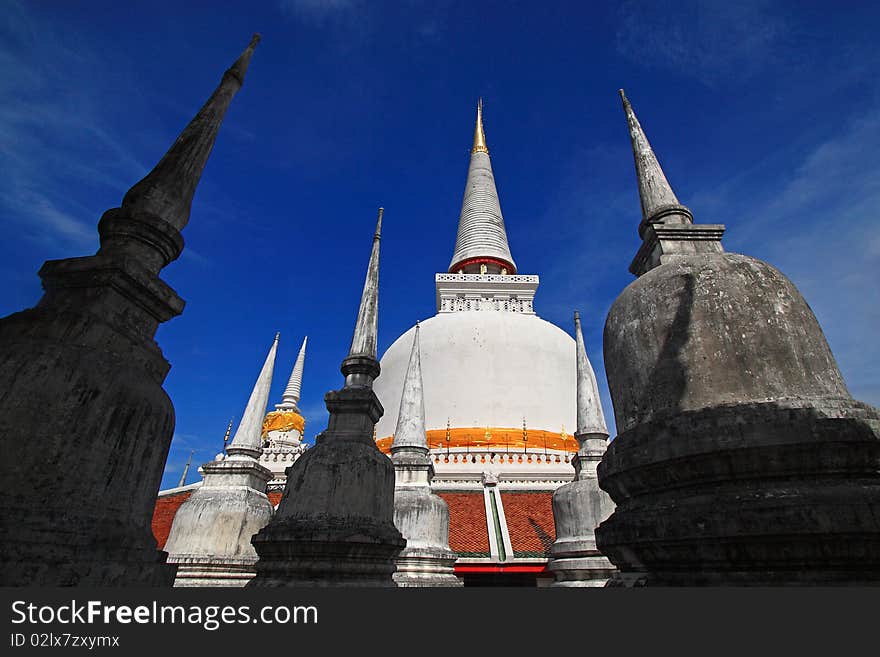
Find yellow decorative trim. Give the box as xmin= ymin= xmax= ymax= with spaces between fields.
xmin=376 ymin=427 xmax=578 ymax=455
xmin=261 ymin=410 xmax=305 ymax=438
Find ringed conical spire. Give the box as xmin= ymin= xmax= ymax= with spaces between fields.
xmin=277 ymin=336 xmax=307 ymax=411
xmin=391 ymin=323 xmax=428 ymax=454
xmin=227 ymin=332 xmax=279 ymax=457
xmin=341 ymin=208 xmax=383 ymax=388
xmin=448 ymin=100 xmax=517 ymax=274
xmin=119 ymin=34 xmax=261 ymax=237
xmin=574 ymin=311 xmax=608 ymax=437
xmin=619 ymin=89 xmax=693 ymax=237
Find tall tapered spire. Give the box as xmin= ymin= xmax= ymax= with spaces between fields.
xmin=277 ymin=336 xmax=307 ymax=411
xmin=177 ymin=449 xmax=195 ymax=488
xmin=618 ymin=89 xmax=693 ymax=238
xmin=110 ymin=34 xmax=261 ymax=259
xmin=574 ymin=311 xmax=607 ymax=437
xmin=391 ymin=324 xmax=428 ymax=454
xmin=228 ymin=332 xmax=279 ymax=457
xmin=342 ymin=208 xmax=383 ymax=388
xmin=448 ymin=100 xmax=516 ymax=274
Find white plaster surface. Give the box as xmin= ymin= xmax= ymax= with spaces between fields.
xmin=374 ymin=311 xmax=577 ymax=440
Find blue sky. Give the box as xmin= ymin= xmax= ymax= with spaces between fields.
xmin=1 ymin=1 xmax=878 ymax=490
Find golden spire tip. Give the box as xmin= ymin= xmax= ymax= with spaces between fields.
xmin=471 ymin=98 xmax=489 ymax=154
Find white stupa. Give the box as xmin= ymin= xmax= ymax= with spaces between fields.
xmin=374 ymin=101 xmax=586 ymax=493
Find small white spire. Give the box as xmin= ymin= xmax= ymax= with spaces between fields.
xmin=574 ymin=311 xmax=608 ymax=437
xmin=277 ymin=336 xmax=307 ymax=411
xmin=391 ymin=323 xmax=428 ymax=454
xmin=227 ymin=333 xmax=279 ymax=457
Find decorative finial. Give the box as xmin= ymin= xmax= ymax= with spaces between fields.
xmin=274 ymin=332 xmax=280 ymax=342
xmin=472 ymin=98 xmax=489 ymax=154
xmin=223 ymin=417 xmax=234 ymax=451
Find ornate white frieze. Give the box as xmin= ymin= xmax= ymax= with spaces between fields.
xmin=435 ymin=273 xmax=539 ymax=314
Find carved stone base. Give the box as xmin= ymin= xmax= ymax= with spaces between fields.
xmin=168 ymin=556 xmax=258 ymax=588
xmin=249 ymin=438 xmax=405 ymax=587
xmin=548 ymin=539 xmax=616 ymax=587
xmin=597 ymin=399 xmax=880 ymax=585
xmin=393 ymin=547 xmax=462 ymax=587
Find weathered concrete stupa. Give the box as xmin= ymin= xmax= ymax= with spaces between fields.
xmin=249 ymin=209 xmax=406 ymax=586
xmin=596 ymin=90 xmax=880 ymax=585
xmin=163 ymin=335 xmax=278 ymax=586
xmin=0 ymin=35 xmax=260 ymax=586
xmin=548 ymin=312 xmax=616 ymax=586
xmin=390 ymin=324 xmax=462 ymax=587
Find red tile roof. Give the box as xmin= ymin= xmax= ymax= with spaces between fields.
xmin=500 ymin=491 xmax=555 ymax=557
xmin=152 ymin=490 xmax=193 ymax=550
xmin=437 ymin=492 xmax=490 ymax=556
xmin=152 ymin=488 xmax=556 ymax=561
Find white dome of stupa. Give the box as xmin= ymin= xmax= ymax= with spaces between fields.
xmin=374 ymin=312 xmax=575 ymax=441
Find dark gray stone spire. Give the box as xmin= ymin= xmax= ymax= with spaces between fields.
xmin=598 ymin=90 xmax=880 ymax=586
xmin=250 ymin=213 xmax=405 ymax=587
xmin=619 ymin=89 xmax=692 ymax=236
xmin=116 ymin=34 xmax=260 ymax=248
xmin=619 ymin=90 xmax=725 ymax=277
xmin=342 ymin=207 xmax=383 ymax=388
xmin=0 ymin=34 xmax=259 ymax=586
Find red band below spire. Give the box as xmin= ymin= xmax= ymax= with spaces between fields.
xmin=449 ymin=256 xmax=517 ymax=275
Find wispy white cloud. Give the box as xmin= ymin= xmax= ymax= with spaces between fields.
xmin=736 ymin=112 xmax=880 ymax=405
xmin=615 ymin=0 xmax=789 ymax=85
xmin=0 ymin=2 xmax=148 ymax=250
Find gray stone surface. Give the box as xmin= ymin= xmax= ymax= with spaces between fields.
xmin=0 ymin=35 xmax=259 ymax=586
xmin=597 ymin=91 xmax=880 ymax=585
xmin=390 ymin=326 xmax=461 ymax=587
xmin=164 ymin=334 xmax=278 ymax=586
xmin=249 ymin=209 xmax=405 ymax=586
xmin=548 ymin=312 xmax=616 ymax=586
